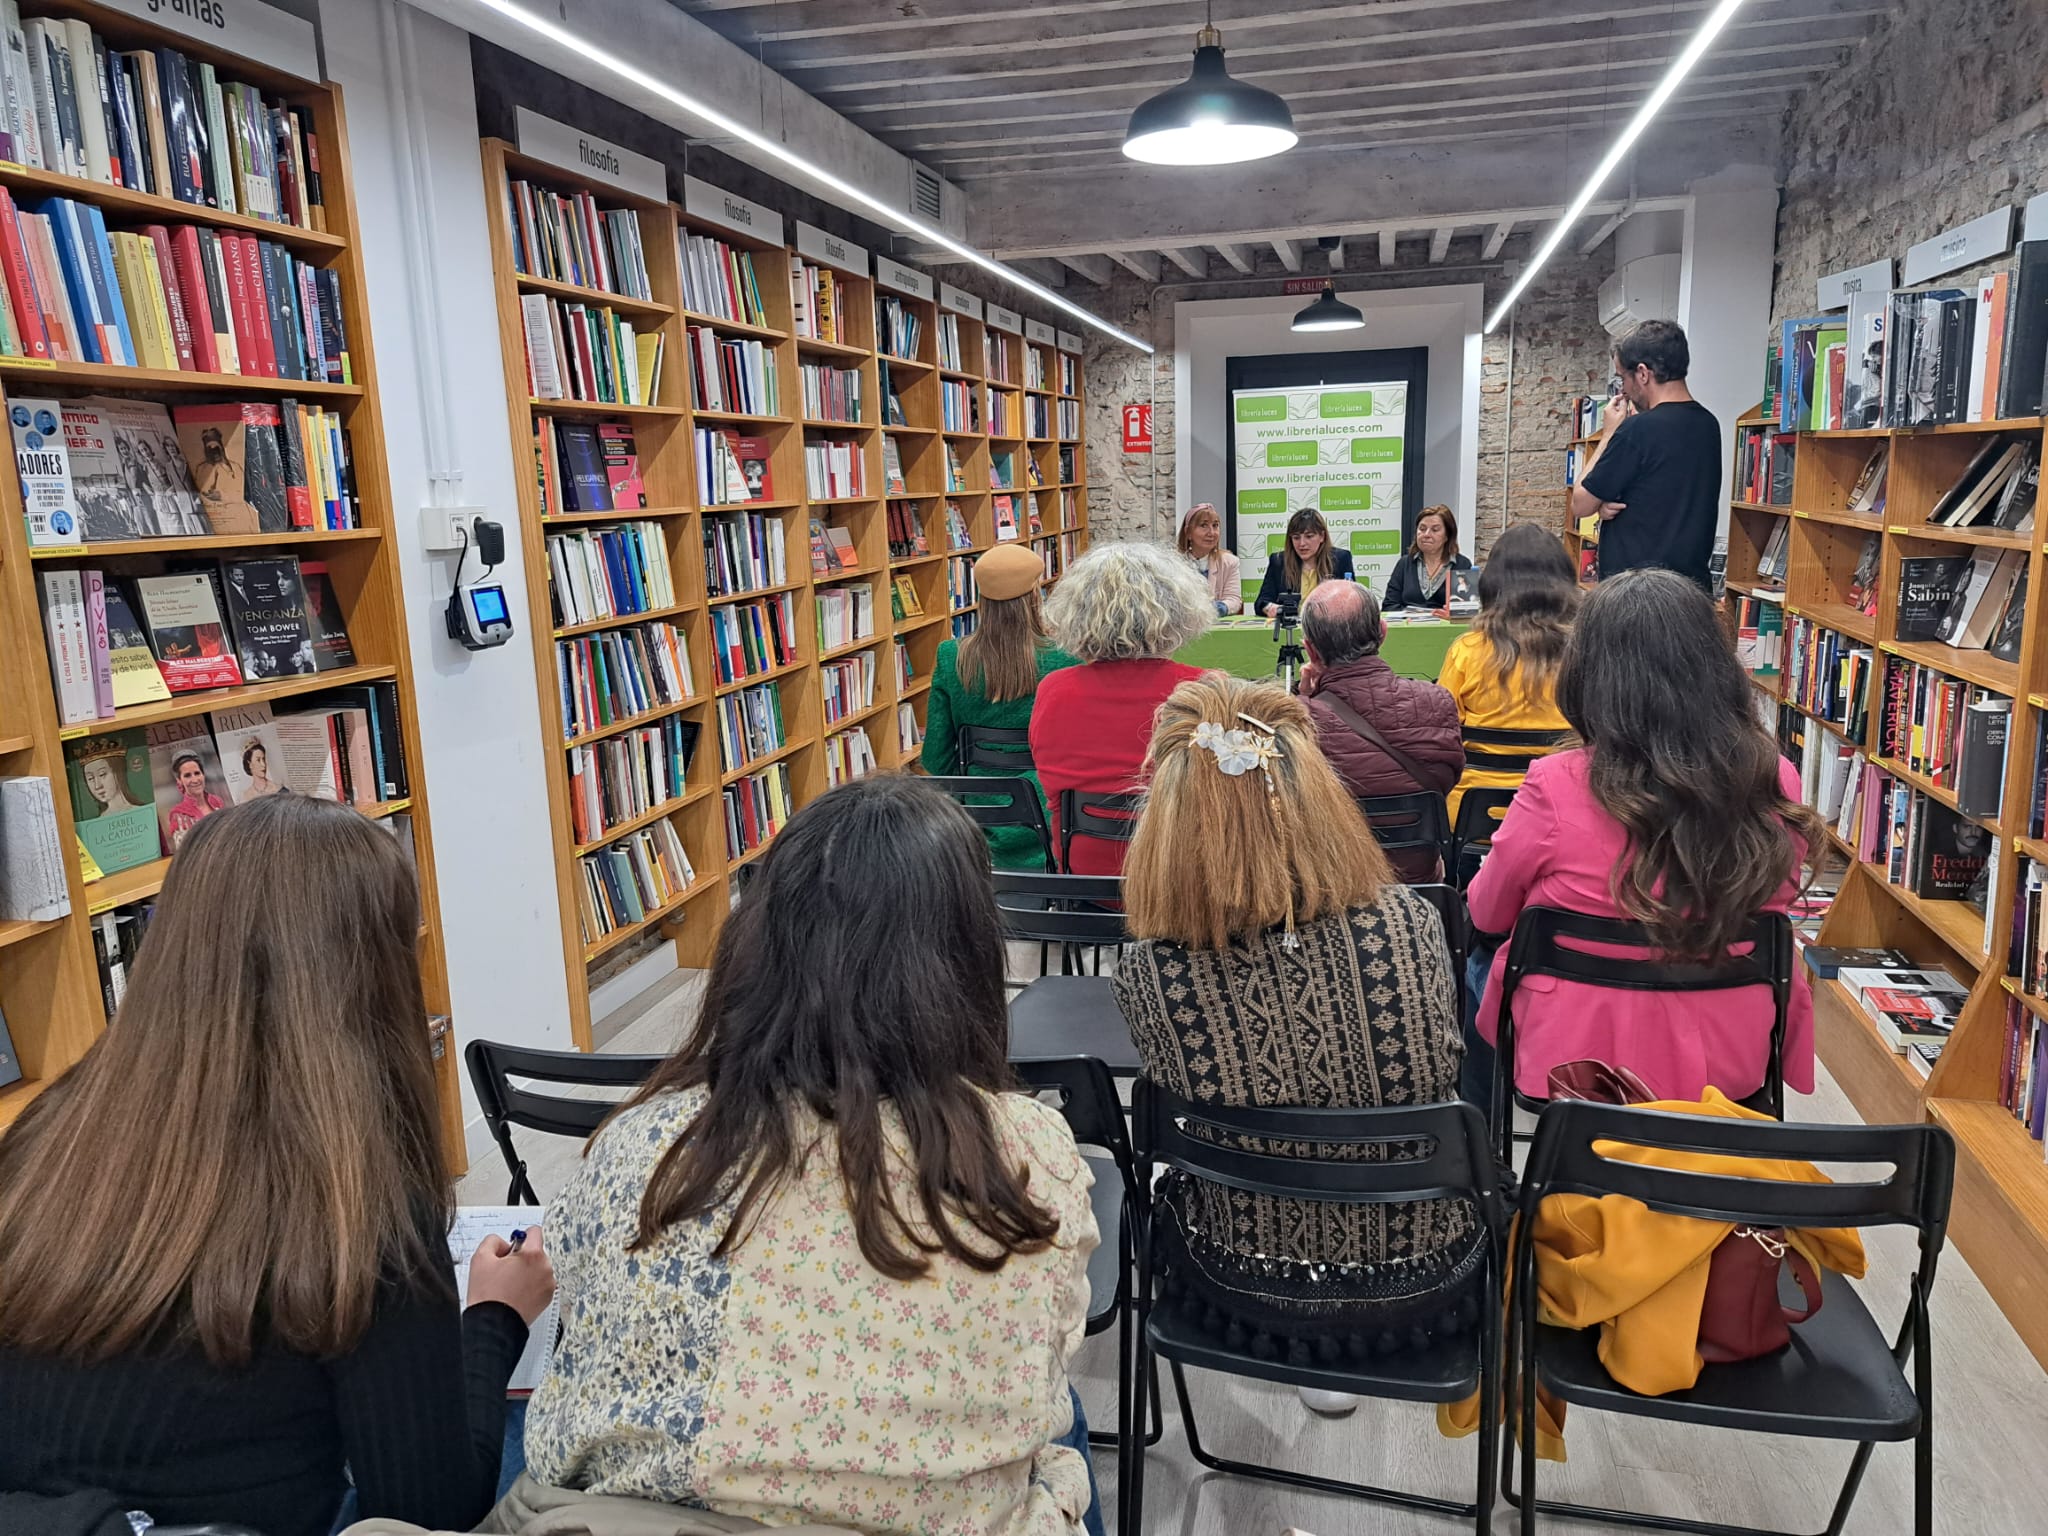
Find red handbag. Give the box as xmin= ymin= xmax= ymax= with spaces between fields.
xmin=1543 ymin=1058 xmax=1827 ymax=1363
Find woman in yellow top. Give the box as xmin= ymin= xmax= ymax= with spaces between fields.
xmin=1437 ymin=521 xmax=1578 ymax=818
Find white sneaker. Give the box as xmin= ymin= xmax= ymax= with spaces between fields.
xmin=1297 ymin=1386 xmax=1361 ymax=1417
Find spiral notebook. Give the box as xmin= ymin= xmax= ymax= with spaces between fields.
xmin=450 ymin=1205 xmax=559 ymax=1395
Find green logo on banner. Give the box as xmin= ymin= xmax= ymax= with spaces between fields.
xmin=1350 ymin=529 xmax=1401 ymax=557
xmin=1237 ymin=489 xmax=1287 ymax=520
xmin=1320 ymin=390 xmax=1373 ymax=418
xmin=1266 ymin=441 xmax=1317 ymax=468
xmin=1235 ymin=395 xmax=1287 ymax=423
xmin=1267 ymin=532 xmax=1286 ymax=555
xmin=1350 ymin=437 xmax=1402 ymax=463
xmin=1320 ymin=485 xmax=1372 ymax=512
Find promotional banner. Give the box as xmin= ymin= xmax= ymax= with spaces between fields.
xmin=1232 ymin=382 xmax=1408 ymax=598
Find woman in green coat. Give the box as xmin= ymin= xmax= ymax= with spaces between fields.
xmin=922 ymin=542 xmax=1080 ymax=870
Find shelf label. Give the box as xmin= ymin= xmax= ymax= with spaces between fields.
xmin=1057 ymin=329 xmax=1085 ymax=354
xmin=985 ymin=301 xmax=1022 ymax=334
xmin=1903 ymin=206 xmax=2014 ymax=284
xmin=515 ymin=108 xmax=664 ymax=204
xmin=794 ymin=220 xmax=867 ymax=275
xmin=1815 ymin=257 xmax=1893 ymax=312
xmin=28 ymin=543 xmax=80 ymax=557
xmin=87 ymin=896 xmax=118 ymax=916
xmin=1024 ymin=318 xmax=1056 ymax=345
xmin=97 ymin=0 xmax=320 ymax=81
xmin=57 ymin=725 xmax=86 ymax=740
xmin=6 ymin=356 xmax=55 ymax=369
xmin=939 ymin=283 xmax=983 ymax=320
xmin=874 ymin=256 xmax=933 ymax=301
xmin=682 ymin=175 xmax=783 ymax=247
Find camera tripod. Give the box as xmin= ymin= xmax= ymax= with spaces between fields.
xmin=1273 ymin=614 xmax=1307 ymax=692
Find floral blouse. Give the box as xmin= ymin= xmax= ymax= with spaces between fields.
xmin=525 ymin=1085 xmax=1099 ymax=1536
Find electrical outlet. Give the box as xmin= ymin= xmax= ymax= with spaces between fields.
xmin=420 ymin=506 xmax=491 ymax=552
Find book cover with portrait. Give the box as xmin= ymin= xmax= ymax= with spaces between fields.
xmin=144 ymin=721 xmax=229 ymax=855
xmin=63 ymin=729 xmax=158 ymax=876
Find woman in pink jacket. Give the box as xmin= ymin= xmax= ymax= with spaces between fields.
xmin=1467 ymin=568 xmax=1823 ymax=1104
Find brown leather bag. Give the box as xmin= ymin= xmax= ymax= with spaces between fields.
xmin=1544 ymin=1058 xmax=1827 ymax=1363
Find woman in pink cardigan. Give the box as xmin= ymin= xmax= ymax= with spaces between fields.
xmin=1467 ymin=569 xmax=1823 ymax=1104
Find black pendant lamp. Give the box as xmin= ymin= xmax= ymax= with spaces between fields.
xmin=1291 ymin=283 xmax=1365 ymax=333
xmin=1122 ymin=6 xmax=1297 ymax=167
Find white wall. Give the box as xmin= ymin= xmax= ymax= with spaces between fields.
xmin=1172 ymin=286 xmax=1484 ymax=540
xmin=320 ymin=1 xmax=576 ymax=1111
xmin=1679 ymin=171 xmax=1781 ymax=527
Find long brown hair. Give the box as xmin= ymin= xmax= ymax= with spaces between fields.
xmin=1474 ymin=521 xmax=1579 ymax=700
xmin=0 ymin=796 xmax=446 ymax=1367
xmin=1125 ymin=673 xmax=1392 ymax=949
xmin=624 ymin=776 xmax=1060 ymax=1279
xmin=1281 ymin=507 xmax=1336 ymax=592
xmin=957 ymin=587 xmax=1050 ymax=703
xmin=1558 ymin=569 xmax=1822 ymax=960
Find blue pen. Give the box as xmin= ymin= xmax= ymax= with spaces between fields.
xmin=509 ymin=1229 xmax=527 ymax=1253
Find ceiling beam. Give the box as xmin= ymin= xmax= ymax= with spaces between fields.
xmin=1013 ymin=258 xmax=1066 ymax=288
xmin=1214 ymin=243 xmax=1253 ymax=274
xmin=1579 ymin=209 xmax=1630 ymax=254
xmin=1107 ymin=249 xmax=1162 ymax=281
xmin=1379 ymin=230 xmax=1398 ymax=266
xmin=1056 ymin=253 xmax=1115 ymax=286
xmin=1429 ymin=227 xmax=1454 ymax=263
xmin=1483 ymin=221 xmax=1514 ymax=260
xmin=1272 ymin=238 xmax=1302 ymax=272
xmin=1161 ymin=248 xmax=1206 ymax=278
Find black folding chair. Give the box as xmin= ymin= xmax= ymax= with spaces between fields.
xmin=1127 ymin=1082 xmax=1507 ymax=1534
xmin=1009 ymin=1056 xmax=1162 ymax=1459
xmin=923 ymin=773 xmax=1054 ymax=871
xmin=957 ymin=723 xmax=1035 ymax=772
xmin=1357 ymin=789 xmax=1452 ymax=882
xmin=1490 ymin=907 xmax=1794 ymax=1164
xmin=994 ymin=871 xmax=1137 ymax=1075
xmin=1058 ymin=787 xmax=1144 ymax=872
xmin=1450 ymin=727 xmax=1566 ymax=888
xmin=1410 ymin=881 xmax=1470 ymax=1022
xmin=465 ymin=1039 xmax=663 ymax=1204
xmin=1508 ymin=1101 xmax=1954 ymax=1536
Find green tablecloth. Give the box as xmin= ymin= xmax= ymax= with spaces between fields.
xmin=1176 ymin=617 xmax=1467 ymax=682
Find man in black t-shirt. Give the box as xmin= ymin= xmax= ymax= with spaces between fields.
xmin=1573 ymin=320 xmax=1723 ymax=589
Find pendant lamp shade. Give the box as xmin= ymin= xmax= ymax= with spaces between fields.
xmin=1122 ymin=25 xmax=1297 ymax=166
xmin=1291 ymin=283 xmax=1366 ymax=332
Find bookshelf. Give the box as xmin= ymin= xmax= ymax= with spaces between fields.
xmin=1737 ymin=407 xmax=2048 ymax=1366
xmin=0 ymin=2 xmax=462 ymax=1167
xmin=1561 ymin=426 xmax=1603 ymax=582
xmin=483 ymin=145 xmax=1096 ymax=1046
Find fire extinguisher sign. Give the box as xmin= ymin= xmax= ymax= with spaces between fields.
xmin=1121 ymin=402 xmax=1153 ymax=454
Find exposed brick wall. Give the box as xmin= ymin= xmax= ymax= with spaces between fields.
xmin=1770 ymin=0 xmax=2048 ymax=324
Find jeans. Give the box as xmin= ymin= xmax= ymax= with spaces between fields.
xmin=1058 ymin=1384 xmax=1107 ymax=1536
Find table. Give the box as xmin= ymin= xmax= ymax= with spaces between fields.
xmin=1175 ymin=615 xmax=1468 ymax=682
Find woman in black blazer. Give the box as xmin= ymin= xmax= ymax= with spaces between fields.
xmin=1254 ymin=508 xmax=1357 ymax=617
xmin=1380 ymin=504 xmax=1474 ymax=611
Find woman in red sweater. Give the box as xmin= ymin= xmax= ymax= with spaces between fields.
xmin=1032 ymin=542 xmax=1214 ymax=873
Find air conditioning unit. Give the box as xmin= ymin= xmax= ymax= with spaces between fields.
xmin=1597 ymin=253 xmax=1682 ymax=336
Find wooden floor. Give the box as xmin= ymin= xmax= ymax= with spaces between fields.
xmin=460 ymin=971 xmax=2048 ymax=1536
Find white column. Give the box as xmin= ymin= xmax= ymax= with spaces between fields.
xmin=1679 ymin=170 xmax=1781 ymax=531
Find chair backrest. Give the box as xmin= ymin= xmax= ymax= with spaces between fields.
xmin=1407 ymin=882 xmax=1469 ymax=1012
xmin=1355 ymin=789 xmax=1450 ymax=862
xmin=1012 ymin=1055 xmax=1136 ymax=1180
xmin=1450 ymin=786 xmax=1520 ymax=887
xmin=1133 ymin=1078 xmax=1502 ymax=1223
xmin=465 ymin=1039 xmax=664 ymax=1204
xmin=991 ymin=869 xmax=1127 ymax=945
xmin=1493 ymin=906 xmax=1795 ymax=1134
xmin=923 ymin=773 xmax=1054 ymax=868
xmin=1520 ymin=1099 xmax=1954 ymax=1292
xmin=958 ymin=724 xmax=1035 ymax=773
xmin=1058 ymin=787 xmax=1144 ymax=869
xmin=1460 ymin=724 xmax=1569 ymax=775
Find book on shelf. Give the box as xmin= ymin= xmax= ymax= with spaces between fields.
xmin=555 ymin=620 xmax=694 ymax=739
xmin=545 ymin=521 xmax=676 ymax=626
xmin=1776 ymin=316 xmax=1829 ymax=431
xmin=722 ymin=760 xmax=793 ymax=860
xmin=1846 ymin=444 xmax=1889 ymax=517
xmin=797 ymin=360 xmax=862 ymax=423
xmin=9 ymin=396 xmax=79 ymax=545
xmin=989 ymin=449 xmax=1015 ymax=490
xmin=567 ymin=715 xmax=697 ymax=846
xmin=1844 ymin=532 xmax=1882 ymax=616
xmin=1783 ymin=617 xmax=1872 ymax=742
xmin=703 ymin=507 xmax=788 ymax=596
xmin=1876 ymin=649 xmax=2009 ymax=792
xmin=939 ymin=376 xmax=974 ymax=433
xmin=877 ymin=296 xmax=922 ymax=361
xmin=936 ymin=312 xmax=962 ymax=370
xmin=943 ymin=499 xmax=972 ymax=550
xmin=687 ymin=324 xmax=777 ymax=416
xmin=678 ymin=231 xmax=767 ymax=326
xmin=821 ymin=651 xmax=877 ymax=724
xmin=1989 ymin=567 xmax=2028 ymax=662
xmin=943 ymin=440 xmax=966 ymax=491
xmin=577 ymin=816 xmax=696 ymax=943
xmin=143 ymin=719 xmax=225 ymax=853
xmin=824 ymin=523 xmax=858 ymax=571
xmin=131 ymin=569 xmax=241 ymax=691
xmin=815 ymin=582 xmax=873 ymax=650
xmin=693 ymin=428 xmax=772 ymax=505
xmin=1999 ymin=241 xmax=2048 ymax=422
xmin=62 ymin=396 xmax=208 ymax=539
xmin=1733 ymin=594 xmax=1781 ymax=675
xmin=86 ymin=898 xmax=146 ymax=1022
xmin=1842 ymin=286 xmax=1887 ymax=428
xmin=1893 ymin=554 xmax=1969 ymax=641
xmin=992 ymin=494 xmax=1018 ymax=543
xmin=897 ymin=699 xmax=923 ymax=754
xmin=716 ymin=682 xmax=784 ymax=773
xmin=63 ymin=728 xmax=156 ymax=877
xmin=522 ymin=292 xmax=651 ymax=406
xmin=892 ymin=638 xmax=913 ymax=691
xmin=802 ymin=438 xmax=865 ymax=500
xmin=1934 ymin=548 xmax=2026 ymax=650
xmin=502 ymin=175 xmax=651 ymax=300
xmin=707 ymin=592 xmax=797 ymax=685
xmin=1928 ymin=435 xmax=2033 ymax=527
xmin=0 ymin=774 xmax=68 ymax=923
xmin=881 ymin=434 xmax=906 ymax=494
xmin=221 ymin=555 xmax=315 ymax=681
xmin=789 ymin=254 xmax=846 ymax=345
xmin=0 ymin=1003 xmax=18 ymax=1088
xmin=823 ymin=724 xmax=878 ymax=787
xmin=1955 ymin=698 xmax=2010 ymax=821
xmin=1997 ymin=994 xmax=2048 ymax=1139
xmin=890 ymin=573 xmax=923 ymax=621
xmin=1753 ymin=518 xmax=1790 ymax=587
xmin=1839 ymin=966 xmax=1968 ymax=1056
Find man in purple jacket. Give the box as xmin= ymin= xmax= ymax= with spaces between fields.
xmin=1298 ymin=580 xmax=1464 ymax=881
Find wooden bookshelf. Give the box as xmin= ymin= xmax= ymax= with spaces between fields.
xmin=1737 ymin=407 xmax=2048 ymax=1367
xmin=482 ymin=145 xmax=1095 ymax=1046
xmin=0 ymin=2 xmax=463 ymax=1166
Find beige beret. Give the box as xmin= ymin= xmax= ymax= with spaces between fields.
xmin=974 ymin=541 xmax=1044 ymax=601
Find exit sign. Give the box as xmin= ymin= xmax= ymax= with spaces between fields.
xmin=1283 ymin=277 xmax=1326 ymax=294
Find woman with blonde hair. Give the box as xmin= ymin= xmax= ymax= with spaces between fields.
xmin=1177 ymin=502 xmax=1241 ymax=614
xmin=923 ymin=542 xmax=1080 ymax=869
xmin=1031 ymin=541 xmax=1213 ymax=874
xmin=1114 ymin=673 xmax=1479 ymax=1417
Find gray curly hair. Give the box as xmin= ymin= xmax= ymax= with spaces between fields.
xmin=1044 ymin=541 xmax=1214 ymax=662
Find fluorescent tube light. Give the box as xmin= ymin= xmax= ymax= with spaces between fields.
xmin=1483 ymin=0 xmax=1751 ymax=335
xmin=451 ymin=0 xmax=1154 ymax=354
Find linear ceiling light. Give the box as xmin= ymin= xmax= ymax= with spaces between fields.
xmin=450 ymin=0 xmax=1153 ymax=354
xmin=1483 ymin=0 xmax=1750 ymax=334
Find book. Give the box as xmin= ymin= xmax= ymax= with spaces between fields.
xmin=222 ymin=555 xmax=315 ymax=680
xmin=133 ymin=570 xmax=242 ymax=691
xmin=1992 ymin=443 xmax=2040 ymax=531
xmin=597 ymin=421 xmax=644 ymax=509
xmin=1801 ymin=945 xmax=1910 ymax=981
xmin=1955 ymin=698 xmax=2010 ymax=820
xmin=0 ymin=774 xmax=69 ymax=923
xmin=1894 ymin=555 xmax=1968 ymax=641
xmin=1846 ymin=444 xmax=1888 ymax=515
xmin=64 ymin=728 xmax=157 ymax=876
xmin=449 ymin=1206 xmax=560 ymax=1395
xmin=1929 ymin=436 xmax=2023 ymax=527
xmin=102 ymin=576 xmax=170 ymax=707
xmin=143 ymin=719 xmax=226 ymax=853
xmin=1999 ymin=240 xmax=2048 ymax=422
xmin=299 ymin=560 xmax=355 ymax=672
xmin=271 ymin=708 xmax=343 ymax=802
xmin=37 ymin=566 xmax=98 ymax=726
xmin=8 ymin=395 xmax=80 ymax=544
xmin=208 ymin=701 xmax=289 ymax=802
xmin=64 ymin=395 xmax=208 ymax=539
xmin=173 ymin=401 xmax=292 ymax=533
xmin=552 ymin=420 xmax=609 ymax=512
xmin=1911 ymin=799 xmax=1991 ymax=900
xmin=0 ymin=1004 xmax=16 ymax=1089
